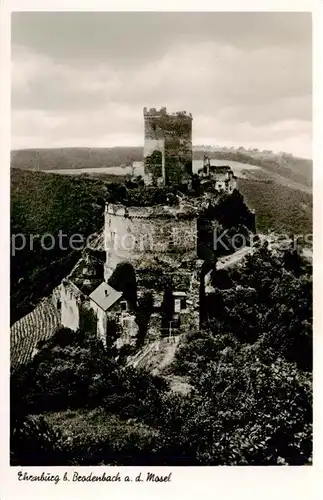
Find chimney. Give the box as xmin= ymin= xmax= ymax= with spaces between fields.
xmin=105 ymin=289 xmax=108 ymax=297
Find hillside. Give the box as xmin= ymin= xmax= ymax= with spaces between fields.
xmin=194 ymin=147 xmax=312 ymax=188
xmin=237 ymin=178 xmax=312 ymax=236
xmin=11 ymin=147 xmax=312 ymax=190
xmin=11 ymin=245 xmax=312 ymax=466
xmin=11 ymin=147 xmax=143 ymax=171
xmin=10 ymin=168 xmax=108 ymax=324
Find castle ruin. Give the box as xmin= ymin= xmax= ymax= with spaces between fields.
xmin=55 ymin=107 xmax=255 ymax=353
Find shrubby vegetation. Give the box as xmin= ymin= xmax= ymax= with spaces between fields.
xmin=11 ymin=169 xmax=107 ymax=324
xmin=172 ymin=333 xmax=311 ymax=465
xmin=172 ymin=245 xmax=312 ymax=464
xmin=11 ymin=244 xmax=312 ymax=466
xmin=10 ymin=325 xmax=170 ymax=465
xmin=198 ymin=189 xmax=256 ymax=261
xmin=204 ymin=243 xmax=312 ymax=370
xmin=110 ymin=185 xmax=179 ymax=207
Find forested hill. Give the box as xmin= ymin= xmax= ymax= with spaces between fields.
xmin=10 ymin=168 xmax=108 ymax=324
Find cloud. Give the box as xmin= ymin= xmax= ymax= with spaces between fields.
xmin=11 ymin=12 xmax=312 ymax=157
xmin=11 ymin=12 xmax=311 ymax=63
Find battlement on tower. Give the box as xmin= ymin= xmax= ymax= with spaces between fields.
xmin=106 ymin=201 xmax=198 ymax=220
xmin=143 ymin=106 xmax=167 ymax=117
xmin=143 ymin=107 xmax=193 ymax=119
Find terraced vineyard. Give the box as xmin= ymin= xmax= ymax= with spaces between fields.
xmin=11 ymin=298 xmax=61 ymax=371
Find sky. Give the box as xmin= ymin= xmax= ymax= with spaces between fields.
xmin=11 ymin=12 xmax=312 ymax=158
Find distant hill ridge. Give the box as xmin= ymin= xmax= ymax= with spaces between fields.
xmin=11 ymin=147 xmax=144 ymax=171
xmin=11 ymin=145 xmax=312 ymax=189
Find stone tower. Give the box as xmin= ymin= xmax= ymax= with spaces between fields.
xmin=143 ymin=107 xmax=193 ymax=186
xmin=103 ymin=202 xmax=198 ymax=281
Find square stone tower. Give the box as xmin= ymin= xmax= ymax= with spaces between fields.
xmin=143 ymin=107 xmax=193 ymax=186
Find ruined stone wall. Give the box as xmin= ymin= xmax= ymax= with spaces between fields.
xmin=60 ymin=280 xmax=82 ymax=332
xmin=104 ymin=203 xmax=197 ymax=279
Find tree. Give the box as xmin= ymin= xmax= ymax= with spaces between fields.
xmin=10 ymin=414 xmax=68 ymax=466
xmin=135 ymin=291 xmax=154 ymax=347
xmin=170 ymin=330 xmax=312 ymax=465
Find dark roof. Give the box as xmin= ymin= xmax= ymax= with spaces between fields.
xmin=89 ymin=282 xmax=122 ymax=311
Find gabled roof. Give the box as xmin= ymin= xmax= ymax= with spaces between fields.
xmin=89 ymin=282 xmax=122 ymax=312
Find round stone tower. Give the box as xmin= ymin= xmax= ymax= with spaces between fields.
xmin=104 ymin=202 xmax=198 ymax=281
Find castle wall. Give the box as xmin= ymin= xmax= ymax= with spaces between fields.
xmin=60 ymin=281 xmax=81 ymax=332
xmin=104 ymin=203 xmax=197 ymax=278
